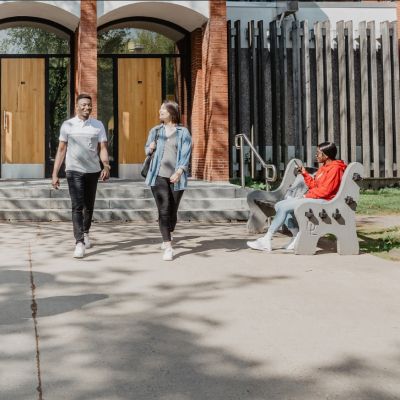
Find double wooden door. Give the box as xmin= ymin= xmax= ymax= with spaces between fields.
xmin=1 ymin=58 xmax=45 ymax=177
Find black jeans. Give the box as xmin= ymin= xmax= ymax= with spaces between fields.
xmin=66 ymin=170 xmax=100 ymax=244
xmin=151 ymin=176 xmax=184 ymax=242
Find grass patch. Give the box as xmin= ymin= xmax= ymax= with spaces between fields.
xmin=357 ymin=188 xmax=400 ymax=215
xmin=357 ymin=226 xmax=400 ymax=261
xmin=323 ymin=227 xmax=400 ymax=261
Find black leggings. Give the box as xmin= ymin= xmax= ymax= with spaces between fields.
xmin=151 ymin=176 xmax=184 ymax=242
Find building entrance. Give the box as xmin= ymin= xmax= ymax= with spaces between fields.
xmin=1 ymin=58 xmax=45 ymax=178
xmin=118 ymin=58 xmax=161 ymax=173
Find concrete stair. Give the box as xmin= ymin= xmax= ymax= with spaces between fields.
xmin=0 ymin=179 xmax=250 ymax=222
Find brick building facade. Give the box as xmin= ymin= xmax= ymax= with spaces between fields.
xmin=0 ymin=0 xmax=398 ymax=180
xmin=73 ymin=0 xmax=229 ymax=182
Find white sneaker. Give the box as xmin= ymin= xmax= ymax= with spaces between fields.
xmin=284 ymin=234 xmax=299 ymax=251
xmin=247 ymin=237 xmax=272 ymax=252
xmin=73 ymin=242 xmax=85 ymax=258
xmin=84 ymin=233 xmax=91 ymax=249
xmin=162 ymin=247 xmax=174 ymax=261
xmin=161 ymin=234 xmax=173 ymax=250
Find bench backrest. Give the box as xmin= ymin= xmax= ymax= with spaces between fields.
xmin=330 ymin=162 xmax=364 ymax=205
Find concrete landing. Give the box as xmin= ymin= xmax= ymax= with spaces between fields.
xmin=1 ymin=220 xmax=400 ymax=399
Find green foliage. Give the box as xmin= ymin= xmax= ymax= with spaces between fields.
xmin=98 ymin=28 xmax=175 ymax=54
xmin=358 ymin=227 xmax=400 ymax=254
xmin=230 ymin=177 xmax=271 ymax=190
xmin=0 ymin=27 xmax=70 ymax=159
xmin=98 ymin=29 xmax=129 ymax=54
xmin=357 ymin=188 xmax=400 ymax=215
xmin=0 ymin=27 xmax=69 ymax=54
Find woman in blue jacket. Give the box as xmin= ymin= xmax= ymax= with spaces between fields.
xmin=144 ymin=101 xmax=192 ymax=261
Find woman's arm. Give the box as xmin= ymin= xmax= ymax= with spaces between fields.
xmin=176 ymin=129 xmax=192 ymax=172
xmin=144 ymin=127 xmax=158 ymax=156
xmin=170 ymin=129 xmax=192 ymax=184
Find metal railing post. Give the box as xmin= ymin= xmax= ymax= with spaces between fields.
xmin=235 ymin=133 xmax=277 ymax=189
xmin=240 ymin=135 xmax=245 ymax=188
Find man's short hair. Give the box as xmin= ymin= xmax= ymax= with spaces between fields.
xmin=76 ymin=93 xmax=92 ymax=103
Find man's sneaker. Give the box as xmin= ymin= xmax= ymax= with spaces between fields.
xmin=73 ymin=242 xmax=85 ymax=258
xmin=162 ymin=247 xmax=174 ymax=261
xmin=284 ymin=234 xmax=299 ymax=251
xmin=84 ymin=233 xmax=91 ymax=249
xmin=247 ymin=237 xmax=272 ymax=252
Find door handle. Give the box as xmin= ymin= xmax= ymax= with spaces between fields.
xmin=3 ymin=110 xmax=6 ymax=132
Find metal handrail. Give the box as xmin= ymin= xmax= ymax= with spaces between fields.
xmin=235 ymin=133 xmax=277 ymax=189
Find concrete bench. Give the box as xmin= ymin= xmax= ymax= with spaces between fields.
xmin=293 ymin=162 xmax=363 ymax=255
xmin=247 ymin=160 xmax=364 ymax=255
xmin=247 ymin=159 xmax=304 ymax=233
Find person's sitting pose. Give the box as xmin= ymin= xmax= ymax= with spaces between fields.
xmin=247 ymin=142 xmax=347 ymax=252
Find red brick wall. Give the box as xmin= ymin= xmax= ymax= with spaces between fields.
xmin=190 ymin=0 xmax=229 ymax=181
xmin=74 ymin=0 xmax=98 ymax=116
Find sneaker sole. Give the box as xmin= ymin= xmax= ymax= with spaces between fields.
xmin=247 ymin=243 xmax=271 ymax=252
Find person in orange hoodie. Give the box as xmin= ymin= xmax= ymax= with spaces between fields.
xmin=247 ymin=142 xmax=347 ymax=252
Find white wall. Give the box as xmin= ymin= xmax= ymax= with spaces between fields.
xmin=227 ymin=1 xmax=397 ymax=46
xmin=0 ymin=1 xmax=80 ymax=31
xmin=98 ymin=1 xmax=209 ymax=32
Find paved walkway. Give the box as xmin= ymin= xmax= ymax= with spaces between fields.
xmin=1 ymin=218 xmax=400 ymax=400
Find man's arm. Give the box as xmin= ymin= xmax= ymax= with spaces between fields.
xmin=99 ymin=142 xmax=110 ymax=181
xmin=52 ymin=141 xmax=67 ymax=189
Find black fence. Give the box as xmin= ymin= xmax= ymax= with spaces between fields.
xmin=228 ymin=19 xmax=400 ymax=179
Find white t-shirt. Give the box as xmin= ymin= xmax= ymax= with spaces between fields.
xmin=59 ymin=117 xmax=108 ymax=173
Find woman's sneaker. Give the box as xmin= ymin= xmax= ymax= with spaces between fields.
xmin=73 ymin=242 xmax=85 ymax=258
xmin=161 ymin=234 xmax=173 ymax=250
xmin=84 ymin=233 xmax=91 ymax=249
xmin=284 ymin=234 xmax=299 ymax=251
xmin=247 ymin=237 xmax=272 ymax=252
xmin=162 ymin=247 xmax=174 ymax=261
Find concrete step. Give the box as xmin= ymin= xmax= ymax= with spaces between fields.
xmin=0 ymin=209 xmax=249 ymax=222
xmin=0 ymin=179 xmax=250 ymax=222
xmin=0 ymin=185 xmax=247 ymax=200
xmin=0 ymin=197 xmax=248 ymax=210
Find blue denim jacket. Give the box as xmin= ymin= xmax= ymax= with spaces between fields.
xmin=144 ymin=124 xmax=192 ymax=191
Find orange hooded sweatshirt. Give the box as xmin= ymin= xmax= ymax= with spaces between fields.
xmin=301 ymin=160 xmax=347 ymax=200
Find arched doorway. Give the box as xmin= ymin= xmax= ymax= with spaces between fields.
xmin=0 ymin=17 xmax=74 ymax=178
xmin=97 ymin=18 xmax=190 ymax=178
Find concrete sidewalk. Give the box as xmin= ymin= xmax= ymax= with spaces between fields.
xmin=1 ymin=220 xmax=400 ymax=400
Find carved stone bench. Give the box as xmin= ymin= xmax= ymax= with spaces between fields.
xmin=293 ymin=162 xmax=363 ymax=255
xmin=247 ymin=159 xmax=304 ymax=234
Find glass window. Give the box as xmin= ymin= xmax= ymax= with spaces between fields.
xmin=98 ymin=28 xmax=175 ymax=54
xmin=97 ymin=59 xmax=115 ymax=164
xmin=49 ymin=57 xmax=71 ymax=161
xmin=0 ymin=26 xmax=69 ymax=54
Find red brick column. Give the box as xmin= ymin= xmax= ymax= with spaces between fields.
xmin=191 ymin=0 xmax=229 ymax=181
xmin=74 ymin=0 xmax=98 ymax=116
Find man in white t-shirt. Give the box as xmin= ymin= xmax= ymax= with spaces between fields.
xmin=52 ymin=93 xmax=110 ymax=258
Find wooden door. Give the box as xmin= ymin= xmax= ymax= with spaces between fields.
xmin=118 ymin=58 xmax=162 ymax=164
xmin=1 ymin=58 xmax=45 ymax=166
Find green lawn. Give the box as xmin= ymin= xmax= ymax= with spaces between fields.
xmin=357 ymin=188 xmax=400 ymax=215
